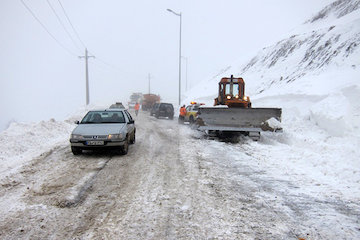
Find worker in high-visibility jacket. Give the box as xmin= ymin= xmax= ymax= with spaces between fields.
xmin=134 ymin=102 xmax=140 ymax=116
xmin=178 ymin=105 xmax=187 ymax=123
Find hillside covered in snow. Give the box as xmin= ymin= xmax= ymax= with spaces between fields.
xmin=184 ymin=0 xmax=360 ymax=137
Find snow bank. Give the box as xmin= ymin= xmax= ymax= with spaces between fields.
xmin=0 ymin=119 xmax=74 ymax=177
xmin=0 ymin=104 xmax=110 ymax=179
xmin=310 ymin=92 xmax=350 ymax=136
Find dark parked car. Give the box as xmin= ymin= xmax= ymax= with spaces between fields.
xmin=150 ymin=103 xmax=160 ymax=116
xmin=153 ymin=103 xmax=174 ymax=120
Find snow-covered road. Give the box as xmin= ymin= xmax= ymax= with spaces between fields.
xmin=0 ymin=111 xmax=359 ymax=239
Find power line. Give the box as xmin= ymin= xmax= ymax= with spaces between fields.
xmin=24 ymin=0 xmax=127 ymax=77
xmin=57 ymin=0 xmax=87 ymax=49
xmin=54 ymin=1 xmax=122 ymax=72
xmin=46 ymin=0 xmax=82 ymax=53
xmin=88 ymin=51 xmax=120 ymax=70
xmin=51 ymin=0 xmax=128 ymax=76
xmin=20 ymin=0 xmax=77 ymax=57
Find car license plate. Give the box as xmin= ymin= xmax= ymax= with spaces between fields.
xmin=86 ymin=141 xmax=104 ymax=146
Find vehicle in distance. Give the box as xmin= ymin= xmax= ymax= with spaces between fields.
xmin=150 ymin=103 xmax=160 ymax=116
xmin=128 ymin=92 xmax=143 ymax=109
xmin=184 ymin=102 xmax=204 ymax=124
xmin=153 ymin=103 xmax=174 ymax=120
xmin=70 ymin=109 xmax=136 ymax=155
xmin=142 ymin=94 xmax=160 ymax=111
xmin=109 ymin=102 xmax=125 ymax=109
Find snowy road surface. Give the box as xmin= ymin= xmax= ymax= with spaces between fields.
xmin=0 ymin=111 xmax=359 ymax=239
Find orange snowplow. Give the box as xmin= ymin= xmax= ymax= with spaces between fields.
xmin=197 ymin=75 xmax=282 ymax=140
xmin=214 ymin=76 xmax=251 ymax=108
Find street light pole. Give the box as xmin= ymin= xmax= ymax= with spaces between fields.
xmin=167 ymin=9 xmax=182 ymax=106
xmin=181 ymin=56 xmax=188 ymax=91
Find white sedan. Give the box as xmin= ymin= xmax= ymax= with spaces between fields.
xmin=70 ymin=109 xmax=136 ymax=155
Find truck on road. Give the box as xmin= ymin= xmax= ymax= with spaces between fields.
xmin=142 ymin=94 xmax=160 ymax=111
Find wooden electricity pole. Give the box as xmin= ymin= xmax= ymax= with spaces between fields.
xmin=79 ymin=48 xmax=95 ymax=105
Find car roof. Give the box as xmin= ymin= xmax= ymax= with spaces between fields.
xmin=89 ymin=109 xmax=127 ymax=112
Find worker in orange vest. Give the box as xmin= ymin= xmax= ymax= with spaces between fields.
xmin=134 ymin=102 xmax=140 ymax=116
xmin=178 ymin=105 xmax=187 ymax=123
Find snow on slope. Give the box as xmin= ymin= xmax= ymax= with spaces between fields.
xmin=184 ymin=0 xmax=360 ymax=137
xmin=183 ymin=0 xmax=360 ymax=199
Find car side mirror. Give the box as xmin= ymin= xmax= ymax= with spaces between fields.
xmin=74 ymin=120 xmax=80 ymax=124
xmin=128 ymin=120 xmax=135 ymax=124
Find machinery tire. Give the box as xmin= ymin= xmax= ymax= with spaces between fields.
xmin=71 ymin=147 xmax=82 ymax=155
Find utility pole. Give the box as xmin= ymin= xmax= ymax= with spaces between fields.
xmin=79 ymin=48 xmax=95 ymax=105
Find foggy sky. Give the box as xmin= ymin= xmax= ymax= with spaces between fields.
xmin=0 ymin=0 xmax=332 ymax=130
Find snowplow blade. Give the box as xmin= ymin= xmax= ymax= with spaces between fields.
xmin=197 ymin=107 xmax=282 ymax=132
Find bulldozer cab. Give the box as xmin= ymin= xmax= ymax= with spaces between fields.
xmin=215 ymin=75 xmax=251 ymax=108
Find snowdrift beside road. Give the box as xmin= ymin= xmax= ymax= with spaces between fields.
xmin=0 ymin=119 xmax=74 ymax=176
xmin=0 ymin=106 xmax=92 ymax=179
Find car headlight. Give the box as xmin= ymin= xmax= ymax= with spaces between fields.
xmin=107 ymin=133 xmax=123 ymax=140
xmin=226 ymin=95 xmax=231 ymax=100
xmin=71 ymin=134 xmax=83 ymax=140
xmin=235 ymin=95 xmax=239 ymax=99
xmin=243 ymin=96 xmax=247 ymax=101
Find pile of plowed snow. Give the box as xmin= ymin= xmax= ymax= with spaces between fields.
xmin=0 ymin=119 xmax=74 ymax=176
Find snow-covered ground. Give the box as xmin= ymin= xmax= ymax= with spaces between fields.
xmin=0 ymin=0 xmax=359 ymax=238
xmin=0 ymin=111 xmax=359 ymax=239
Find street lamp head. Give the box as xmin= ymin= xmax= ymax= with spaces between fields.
xmin=167 ymin=8 xmax=181 ymax=16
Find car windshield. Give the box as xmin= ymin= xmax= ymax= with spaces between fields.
xmin=161 ymin=104 xmax=173 ymax=110
xmin=81 ymin=111 xmax=126 ymax=124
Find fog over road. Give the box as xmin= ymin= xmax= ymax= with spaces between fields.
xmin=0 ymin=111 xmax=359 ymax=239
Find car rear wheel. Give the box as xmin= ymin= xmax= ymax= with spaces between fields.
xmin=71 ymin=147 xmax=82 ymax=155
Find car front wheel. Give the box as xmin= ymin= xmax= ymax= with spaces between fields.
xmin=71 ymin=146 xmax=82 ymax=155
xmin=121 ymin=137 xmax=129 ymax=155
xmin=130 ymin=132 xmax=136 ymax=144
